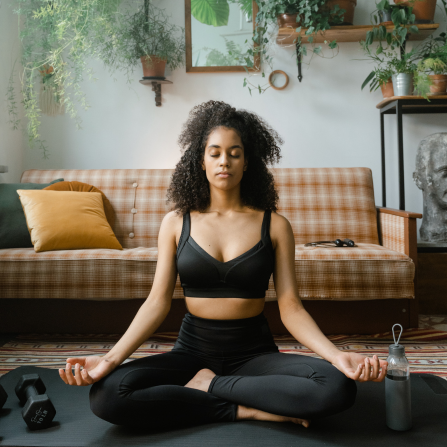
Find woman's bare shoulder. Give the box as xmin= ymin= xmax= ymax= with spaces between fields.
xmin=270 ymin=211 xmax=293 ymax=250
xmin=159 ymin=210 xmax=184 ymax=246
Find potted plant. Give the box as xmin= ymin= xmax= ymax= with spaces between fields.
xmin=244 ymin=0 xmax=349 ymax=93
xmin=6 ymin=0 xmax=124 ymax=157
xmin=389 ymin=50 xmax=418 ymax=95
xmin=102 ymin=1 xmax=185 ymax=79
xmin=359 ymin=1 xmax=419 ymax=96
xmin=370 ymin=0 xmax=395 ymax=25
xmin=414 ymin=33 xmax=447 ymax=96
xmin=393 ymin=0 xmax=440 ymax=24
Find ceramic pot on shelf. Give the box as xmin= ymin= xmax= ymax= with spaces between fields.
xmin=378 ymin=10 xmax=393 ymax=25
xmin=277 ymin=13 xmax=304 ymax=28
xmin=325 ymin=0 xmax=357 ymax=25
xmin=428 ymin=75 xmax=447 ymax=94
xmin=393 ymin=0 xmax=436 ymax=24
xmin=381 ymin=78 xmax=395 ymax=98
xmin=392 ymin=73 xmax=414 ymax=96
xmin=140 ymin=55 xmax=167 ymax=78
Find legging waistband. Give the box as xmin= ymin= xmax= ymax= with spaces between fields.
xmin=183 ymin=311 xmax=267 ymax=329
xmin=174 ymin=311 xmax=278 ymax=355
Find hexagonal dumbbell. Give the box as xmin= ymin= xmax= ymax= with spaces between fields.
xmin=15 ymin=374 xmax=56 ymax=430
xmin=0 ymin=383 xmax=7 ymax=409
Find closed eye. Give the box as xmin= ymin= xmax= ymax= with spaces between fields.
xmin=211 ymin=155 xmax=240 ymax=158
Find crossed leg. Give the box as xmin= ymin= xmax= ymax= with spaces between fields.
xmin=203 ymin=352 xmax=357 ymax=420
xmin=89 ymin=351 xmax=356 ymax=430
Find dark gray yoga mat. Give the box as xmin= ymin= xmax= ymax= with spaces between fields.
xmin=0 ymin=365 xmax=446 ymax=447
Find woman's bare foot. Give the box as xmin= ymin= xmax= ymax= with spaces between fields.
xmin=237 ymin=405 xmax=311 ymax=428
xmin=185 ymin=370 xmax=310 ymax=428
xmin=184 ymin=368 xmax=216 ymax=392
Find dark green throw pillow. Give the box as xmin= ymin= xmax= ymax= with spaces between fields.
xmin=0 ymin=178 xmax=64 ymax=249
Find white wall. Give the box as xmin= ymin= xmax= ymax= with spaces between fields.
xmin=0 ymin=1 xmax=23 ymax=183
xmin=2 ymin=0 xmax=447 ymax=239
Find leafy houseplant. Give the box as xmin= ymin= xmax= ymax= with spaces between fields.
xmin=6 ymin=0 xmax=123 ymax=157
xmin=360 ymin=0 xmax=419 ymax=97
xmin=6 ymin=0 xmax=184 ymax=157
xmin=100 ymin=1 xmax=185 ymax=79
xmin=414 ymin=33 xmax=447 ymax=97
xmin=244 ymin=0 xmax=347 ymax=94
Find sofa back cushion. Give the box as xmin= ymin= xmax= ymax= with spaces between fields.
xmin=21 ymin=167 xmax=379 ymax=248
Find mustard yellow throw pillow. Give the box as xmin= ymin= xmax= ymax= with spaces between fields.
xmin=17 ymin=190 xmax=123 ymax=253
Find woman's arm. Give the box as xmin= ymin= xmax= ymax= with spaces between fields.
xmin=60 ymin=210 xmax=181 ymax=385
xmin=270 ymin=212 xmax=388 ymax=382
xmin=101 ymin=210 xmax=181 ymax=367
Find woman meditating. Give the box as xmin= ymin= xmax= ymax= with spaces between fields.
xmin=59 ymin=100 xmax=388 ymax=430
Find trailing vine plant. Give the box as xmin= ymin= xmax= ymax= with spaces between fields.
xmin=6 ymin=0 xmax=123 ymax=157
xmin=243 ymin=0 xmax=346 ymax=94
xmin=5 ymin=0 xmax=184 ymax=158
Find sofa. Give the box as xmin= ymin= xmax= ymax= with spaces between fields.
xmin=0 ymin=167 xmax=422 ymax=335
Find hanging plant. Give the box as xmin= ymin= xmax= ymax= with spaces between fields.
xmin=242 ymin=0 xmax=347 ymax=94
xmin=39 ymin=65 xmax=65 ymax=117
xmin=6 ymin=0 xmax=123 ymax=157
xmin=98 ymin=1 xmax=185 ymax=80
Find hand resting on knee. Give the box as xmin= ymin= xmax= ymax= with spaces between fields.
xmin=59 ymin=356 xmax=117 ymax=386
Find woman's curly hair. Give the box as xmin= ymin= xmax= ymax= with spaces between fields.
xmin=166 ymin=100 xmax=283 ymax=215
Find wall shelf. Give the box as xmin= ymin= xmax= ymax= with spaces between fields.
xmin=139 ymin=79 xmax=173 ymax=107
xmin=276 ymin=23 xmax=440 ymax=45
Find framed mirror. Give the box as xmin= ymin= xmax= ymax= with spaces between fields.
xmin=185 ymin=0 xmax=260 ymax=73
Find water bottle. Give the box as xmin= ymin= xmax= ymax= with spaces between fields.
xmin=385 ymin=324 xmax=412 ymax=431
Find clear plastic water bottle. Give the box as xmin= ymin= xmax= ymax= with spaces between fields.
xmin=385 ymin=324 xmax=412 ymax=431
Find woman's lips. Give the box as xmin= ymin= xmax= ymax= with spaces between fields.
xmin=217 ymin=173 xmax=230 ymax=178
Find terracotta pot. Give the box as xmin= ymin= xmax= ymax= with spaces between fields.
xmin=428 ymin=74 xmax=447 ymax=94
xmin=277 ymin=13 xmax=304 ymax=28
xmin=39 ymin=65 xmax=54 ymax=76
xmin=380 ymin=79 xmax=395 ymax=98
xmin=140 ymin=55 xmax=167 ymax=78
xmin=394 ymin=0 xmax=437 ymax=23
xmin=325 ymin=0 xmax=357 ymax=25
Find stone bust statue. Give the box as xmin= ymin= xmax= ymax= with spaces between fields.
xmin=413 ymin=132 xmax=447 ymax=242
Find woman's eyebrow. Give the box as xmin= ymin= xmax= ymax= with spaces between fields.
xmin=208 ymin=144 xmax=243 ymax=149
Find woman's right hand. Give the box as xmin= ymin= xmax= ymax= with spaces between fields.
xmin=59 ymin=356 xmax=117 ymax=386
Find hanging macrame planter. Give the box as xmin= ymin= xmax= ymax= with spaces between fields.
xmin=39 ymin=65 xmax=65 ymax=116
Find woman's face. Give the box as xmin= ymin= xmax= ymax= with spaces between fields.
xmin=201 ymin=126 xmax=248 ymax=190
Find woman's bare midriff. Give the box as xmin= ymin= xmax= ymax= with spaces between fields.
xmin=184 ymin=297 xmax=265 ymax=320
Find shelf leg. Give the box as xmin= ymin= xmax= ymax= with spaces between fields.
xmin=380 ymin=111 xmax=386 ymax=208
xmin=295 ymin=42 xmax=303 ymax=82
xmin=397 ymin=100 xmax=405 ymax=210
xmin=151 ymin=82 xmax=162 ymax=107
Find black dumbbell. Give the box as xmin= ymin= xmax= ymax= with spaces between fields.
xmin=0 ymin=383 xmax=7 ymax=409
xmin=15 ymin=374 xmax=56 ymax=430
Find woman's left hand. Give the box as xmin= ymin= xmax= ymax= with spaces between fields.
xmin=331 ymin=352 xmax=388 ymax=382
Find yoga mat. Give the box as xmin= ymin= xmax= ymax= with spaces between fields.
xmin=0 ymin=365 xmax=446 ymax=447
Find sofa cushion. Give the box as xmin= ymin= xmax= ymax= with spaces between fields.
xmin=0 ymin=244 xmax=414 ymax=300
xmin=0 ymin=179 xmax=64 ymax=249
xmin=43 ymin=181 xmax=115 ymax=228
xmin=17 ymin=190 xmax=122 ymax=253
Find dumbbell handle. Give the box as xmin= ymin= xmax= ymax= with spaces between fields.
xmin=24 ymin=385 xmax=39 ymax=402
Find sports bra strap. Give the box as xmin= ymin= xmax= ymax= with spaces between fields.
xmin=177 ymin=211 xmax=190 ymax=258
xmin=261 ymin=210 xmax=272 ymax=246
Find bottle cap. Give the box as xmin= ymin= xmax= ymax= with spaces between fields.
xmin=389 ymin=323 xmax=405 ymax=356
xmin=388 ymin=343 xmax=405 ymax=356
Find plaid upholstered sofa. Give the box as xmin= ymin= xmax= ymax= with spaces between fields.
xmin=0 ymin=167 xmax=422 ymax=335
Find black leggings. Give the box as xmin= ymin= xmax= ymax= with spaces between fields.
xmin=89 ymin=311 xmax=357 ymax=429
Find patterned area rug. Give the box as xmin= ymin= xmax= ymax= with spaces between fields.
xmin=1 ymin=322 xmax=447 ymax=380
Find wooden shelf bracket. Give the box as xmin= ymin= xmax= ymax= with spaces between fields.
xmin=139 ymin=79 xmax=173 ymax=107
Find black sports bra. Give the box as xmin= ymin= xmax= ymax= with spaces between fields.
xmin=176 ymin=210 xmax=275 ymax=298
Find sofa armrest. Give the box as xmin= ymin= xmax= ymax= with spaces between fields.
xmin=376 ymin=207 xmax=422 ymax=265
